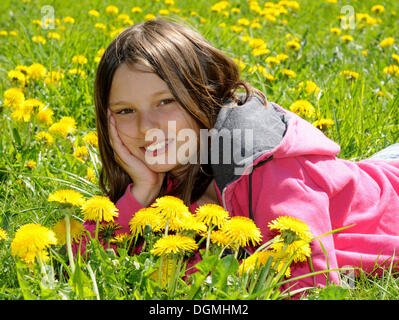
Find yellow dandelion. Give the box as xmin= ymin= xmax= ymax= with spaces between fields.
xmin=25 ymin=160 xmax=36 ymax=169
xmin=276 ymin=53 xmax=289 ymax=62
xmin=131 ymin=7 xmax=143 ymax=13
xmin=298 ymin=80 xmax=320 ymax=95
xmin=35 ymin=131 xmax=54 ymax=145
xmin=289 ymin=99 xmax=316 ymax=118
xmin=380 ymin=37 xmax=395 ymax=49
xmin=339 ymin=70 xmax=359 ymax=80
xmin=86 ymin=167 xmax=97 ymax=183
xmin=262 ymin=70 xmax=276 ymax=81
xmin=330 ymin=27 xmax=341 ymax=35
xmin=11 ymin=102 xmax=34 ymax=122
xmin=72 ymin=54 xmax=88 ymax=65
xmin=392 ymin=54 xmax=399 ymax=64
xmin=73 ymin=145 xmax=89 ymax=163
xmin=48 ymin=189 xmax=86 ymax=207
xmin=32 ymin=35 xmax=46 ymax=45
xmin=3 ymin=87 xmax=25 ymax=108
xmin=111 ymin=232 xmax=131 ymax=244
xmin=312 ymin=118 xmax=335 ymax=130
xmin=49 ymin=116 xmax=76 ymax=137
xmin=27 ymin=63 xmax=47 ymax=81
xmin=252 ymin=47 xmax=270 ymax=56
xmin=341 ymin=35 xmax=354 ymax=42
xmin=11 ymin=223 xmax=57 ymax=265
xmin=383 ymin=65 xmax=399 ymax=76
xmin=144 ymin=13 xmax=156 ymax=21
xmin=47 ymin=32 xmax=61 ymax=40
xmin=8 ymin=70 xmax=26 ymax=87
xmin=177 ymin=215 xmax=207 ymax=234
xmin=68 ymin=68 xmax=87 ymax=78
xmin=37 ymin=105 xmax=54 ymax=125
xmin=63 ymin=16 xmax=75 ymax=24
xmin=81 ymin=196 xmax=119 ymax=223
xmin=194 ymin=204 xmax=229 ymax=228
xmin=281 ymin=69 xmax=297 ymax=78
xmin=129 ymin=207 xmax=164 ymax=236
xmin=238 ymin=250 xmax=291 ymax=278
xmin=98 ymin=222 xmax=122 ymax=242
xmin=158 ymin=9 xmax=169 ymax=15
xmin=82 ymin=131 xmax=98 ymax=147
xmin=44 ymin=70 xmax=64 ymax=86
xmin=88 ymin=9 xmax=100 ymax=17
xmin=95 ymin=22 xmax=107 ymax=31
xmin=371 ymin=5 xmax=385 ymax=14
xmin=211 ymin=1 xmax=230 ymax=12
xmin=151 ymin=196 xmax=190 ymax=221
xmin=271 ymin=239 xmax=311 ymax=263
xmin=265 ymin=57 xmax=279 ymax=67
xmin=221 ymin=216 xmax=262 ymax=247
xmin=0 ymin=227 xmax=8 ymax=241
xmin=151 ymin=234 xmax=198 ymax=256
xmin=210 ymin=230 xmax=232 ymax=248
xmin=286 ymin=40 xmax=301 ymax=50
xmin=105 ymin=5 xmax=119 ymax=15
xmin=53 ymin=218 xmax=85 ymax=245
xmin=268 ymin=216 xmax=313 ymax=242
xmin=231 ymin=25 xmax=244 ymax=33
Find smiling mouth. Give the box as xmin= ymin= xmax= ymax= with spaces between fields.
xmin=140 ymin=139 xmax=174 ymax=156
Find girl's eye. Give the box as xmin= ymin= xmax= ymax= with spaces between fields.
xmin=116 ymin=108 xmax=135 ymax=115
xmin=159 ymin=98 xmax=175 ymax=106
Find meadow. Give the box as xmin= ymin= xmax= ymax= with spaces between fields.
xmin=0 ymin=0 xmax=398 ymax=300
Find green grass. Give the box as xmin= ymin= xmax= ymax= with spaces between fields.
xmin=0 ymin=0 xmax=398 ymax=300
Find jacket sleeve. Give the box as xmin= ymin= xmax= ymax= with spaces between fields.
xmin=73 ymin=183 xmax=144 ymax=256
xmin=250 ymin=156 xmax=341 ymax=294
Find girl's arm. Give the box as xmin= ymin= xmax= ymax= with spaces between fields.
xmin=249 ymin=156 xmax=340 ymax=293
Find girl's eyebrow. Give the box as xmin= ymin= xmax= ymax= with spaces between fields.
xmin=109 ymin=89 xmax=171 ymax=107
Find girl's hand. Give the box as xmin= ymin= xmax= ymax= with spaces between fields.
xmin=108 ymin=109 xmax=165 ymax=206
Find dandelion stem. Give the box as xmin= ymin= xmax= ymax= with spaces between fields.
xmin=205 ymin=225 xmax=212 ymax=258
xmin=87 ymin=262 xmax=100 ymax=300
xmin=164 ymin=218 xmax=170 ymax=237
xmin=94 ymin=217 xmax=99 ymax=241
xmin=64 ymin=213 xmax=75 ymax=273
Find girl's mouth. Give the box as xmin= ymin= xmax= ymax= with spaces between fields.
xmin=140 ymin=139 xmax=174 ymax=157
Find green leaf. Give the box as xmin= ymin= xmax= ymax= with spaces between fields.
xmin=212 ymin=255 xmax=239 ymax=293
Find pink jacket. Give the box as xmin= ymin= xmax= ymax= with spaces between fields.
xmin=81 ymin=99 xmax=399 ymax=292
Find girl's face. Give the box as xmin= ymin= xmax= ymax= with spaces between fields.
xmin=108 ymin=63 xmax=200 ymax=173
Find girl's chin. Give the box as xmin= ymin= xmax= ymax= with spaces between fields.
xmin=145 ymin=162 xmax=181 ymax=173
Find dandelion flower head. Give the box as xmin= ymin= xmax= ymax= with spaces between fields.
xmin=11 ymin=223 xmax=57 ymax=264
xmin=151 ymin=196 xmax=190 ymax=220
xmin=81 ymin=195 xmax=119 ymax=222
xmin=222 ymin=216 xmax=262 ymax=247
xmin=268 ymin=216 xmax=313 ymax=242
xmin=195 ymin=203 xmax=230 ymax=228
xmin=151 ymin=234 xmax=198 ymax=256
xmin=48 ymin=189 xmax=85 ymax=207
xmin=129 ymin=207 xmax=163 ymax=236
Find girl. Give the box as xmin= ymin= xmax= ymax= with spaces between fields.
xmin=86 ymin=18 xmax=399 ymax=292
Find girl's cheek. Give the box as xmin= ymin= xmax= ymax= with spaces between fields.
xmin=115 ymin=118 xmax=139 ymax=141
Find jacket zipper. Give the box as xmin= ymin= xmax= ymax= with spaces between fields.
xmin=221 ymin=154 xmax=274 ymax=219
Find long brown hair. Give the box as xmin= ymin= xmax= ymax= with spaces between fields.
xmin=94 ymin=18 xmax=267 ymax=205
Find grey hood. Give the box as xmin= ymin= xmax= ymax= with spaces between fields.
xmin=209 ymin=94 xmax=291 ymax=192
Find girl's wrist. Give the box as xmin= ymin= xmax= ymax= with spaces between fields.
xmin=130 ymin=183 xmax=160 ymax=207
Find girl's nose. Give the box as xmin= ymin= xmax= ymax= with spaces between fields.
xmin=137 ymin=111 xmax=160 ymax=135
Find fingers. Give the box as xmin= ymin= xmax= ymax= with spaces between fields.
xmin=107 ymin=109 xmax=139 ymax=168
